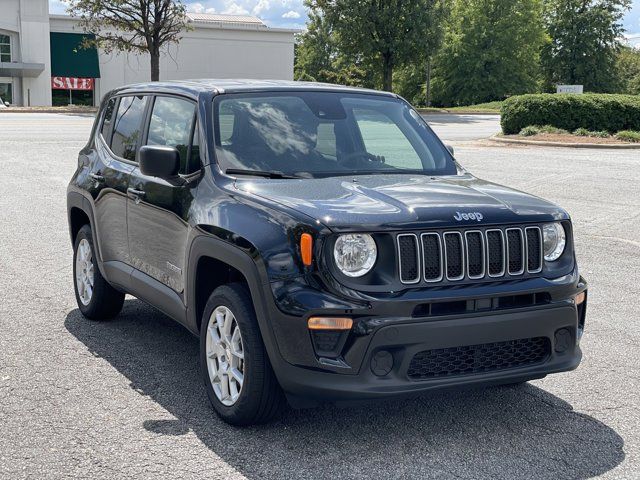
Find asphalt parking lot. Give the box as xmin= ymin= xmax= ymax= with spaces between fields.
xmin=0 ymin=112 xmax=638 ymax=479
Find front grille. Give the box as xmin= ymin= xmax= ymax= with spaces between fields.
xmin=397 ymin=225 xmax=543 ymax=284
xmin=397 ymin=234 xmax=420 ymax=283
xmin=444 ymin=232 xmax=464 ymax=280
xmin=407 ymin=337 xmax=550 ymax=380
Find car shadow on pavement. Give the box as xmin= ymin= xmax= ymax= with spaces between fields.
xmin=65 ymin=300 xmax=625 ymax=479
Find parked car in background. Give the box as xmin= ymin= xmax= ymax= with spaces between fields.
xmin=67 ymin=80 xmax=588 ymax=425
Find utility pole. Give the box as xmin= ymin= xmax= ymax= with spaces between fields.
xmin=425 ymin=57 xmax=432 ymax=107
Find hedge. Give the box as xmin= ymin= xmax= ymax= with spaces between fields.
xmin=500 ymin=94 xmax=640 ymax=135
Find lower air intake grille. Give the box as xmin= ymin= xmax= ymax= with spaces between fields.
xmin=407 ymin=337 xmax=550 ymax=380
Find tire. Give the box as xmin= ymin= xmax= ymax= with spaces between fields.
xmin=73 ymin=224 xmax=125 ymax=320
xmin=200 ymin=283 xmax=285 ymax=425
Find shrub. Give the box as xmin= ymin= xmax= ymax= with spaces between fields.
xmin=615 ymin=130 xmax=640 ymax=142
xmin=589 ymin=130 xmax=610 ymax=138
xmin=519 ymin=125 xmax=541 ymax=136
xmin=573 ymin=128 xmax=610 ymax=138
xmin=537 ymin=125 xmax=569 ymax=135
xmin=518 ymin=125 xmax=569 ymax=136
xmin=501 ymin=94 xmax=640 ymax=135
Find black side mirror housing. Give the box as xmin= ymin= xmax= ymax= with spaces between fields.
xmin=446 ymin=144 xmax=455 ymax=156
xmin=139 ymin=145 xmax=180 ymax=179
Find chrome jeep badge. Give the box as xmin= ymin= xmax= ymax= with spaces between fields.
xmin=454 ymin=211 xmax=483 ymax=222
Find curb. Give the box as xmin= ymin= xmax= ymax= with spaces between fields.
xmin=489 ymin=135 xmax=640 ymax=149
xmin=418 ymin=109 xmax=500 ymax=116
xmin=0 ymin=108 xmax=98 ymax=115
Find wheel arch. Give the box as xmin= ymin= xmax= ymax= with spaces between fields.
xmin=67 ymin=191 xmax=105 ymax=270
xmin=187 ymin=235 xmax=283 ymax=362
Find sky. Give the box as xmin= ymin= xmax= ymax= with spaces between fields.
xmin=49 ymin=0 xmax=640 ymax=34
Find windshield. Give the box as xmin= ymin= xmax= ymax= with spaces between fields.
xmin=213 ymin=92 xmax=456 ymax=178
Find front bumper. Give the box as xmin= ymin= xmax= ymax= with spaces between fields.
xmin=274 ymin=304 xmax=582 ymax=404
xmin=258 ymin=271 xmax=587 ymax=404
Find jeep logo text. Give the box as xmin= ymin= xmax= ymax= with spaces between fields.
xmin=453 ymin=211 xmax=483 ymax=222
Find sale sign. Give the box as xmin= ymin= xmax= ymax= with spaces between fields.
xmin=51 ymin=77 xmax=94 ymax=91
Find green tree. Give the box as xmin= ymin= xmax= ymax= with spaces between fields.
xmin=294 ymin=3 xmax=375 ymax=88
xmin=541 ymin=0 xmax=631 ymax=92
xmin=67 ymin=0 xmax=188 ymax=82
xmin=432 ymin=0 xmax=546 ymax=107
xmin=616 ymin=46 xmax=640 ymax=94
xmin=310 ymin=0 xmax=447 ymax=92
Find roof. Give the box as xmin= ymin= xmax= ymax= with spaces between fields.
xmin=186 ymin=13 xmax=266 ymax=28
xmin=112 ymin=79 xmax=396 ymax=99
xmin=50 ymin=13 xmax=299 ymax=33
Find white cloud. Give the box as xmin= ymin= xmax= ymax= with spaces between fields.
xmin=222 ymin=1 xmax=250 ymax=15
xmin=281 ymin=10 xmax=300 ymax=19
xmin=252 ymin=0 xmax=271 ymax=16
xmin=188 ymin=2 xmax=217 ymax=13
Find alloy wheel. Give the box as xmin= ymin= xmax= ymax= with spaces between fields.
xmin=205 ymin=306 xmax=245 ymax=406
xmin=75 ymin=238 xmax=94 ymax=306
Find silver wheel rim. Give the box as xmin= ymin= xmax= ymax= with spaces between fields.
xmin=75 ymin=238 xmax=94 ymax=306
xmin=205 ymin=306 xmax=245 ymax=406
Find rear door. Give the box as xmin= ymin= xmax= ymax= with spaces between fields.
xmin=126 ymin=95 xmax=201 ymax=294
xmin=90 ymin=95 xmax=148 ymax=266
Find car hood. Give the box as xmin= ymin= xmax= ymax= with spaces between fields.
xmin=234 ymin=173 xmax=568 ymax=232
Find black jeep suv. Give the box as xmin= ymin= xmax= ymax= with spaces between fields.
xmin=67 ymin=80 xmax=587 ymax=425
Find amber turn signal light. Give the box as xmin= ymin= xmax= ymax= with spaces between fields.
xmin=575 ymin=292 xmax=586 ymax=305
xmin=300 ymin=233 xmax=313 ymax=266
xmin=308 ymin=317 xmax=353 ymax=330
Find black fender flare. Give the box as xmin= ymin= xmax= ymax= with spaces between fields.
xmin=186 ymin=234 xmax=284 ymax=364
xmin=67 ymin=190 xmax=107 ymax=278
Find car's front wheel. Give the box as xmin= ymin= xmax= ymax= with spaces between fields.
xmin=73 ymin=224 xmax=125 ymax=319
xmin=200 ymin=283 xmax=285 ymax=425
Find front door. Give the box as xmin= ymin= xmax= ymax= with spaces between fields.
xmin=127 ymin=95 xmax=201 ymax=294
xmin=90 ymin=95 xmax=147 ymax=265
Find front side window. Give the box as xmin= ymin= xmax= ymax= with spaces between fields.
xmin=0 ymin=34 xmax=11 ymax=63
xmin=213 ymin=92 xmax=455 ymax=178
xmin=147 ymin=96 xmax=196 ymax=173
xmin=111 ymin=95 xmax=148 ymax=161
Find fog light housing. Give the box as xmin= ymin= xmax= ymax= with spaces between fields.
xmin=575 ymin=292 xmax=586 ymax=305
xmin=308 ymin=317 xmax=352 ymax=358
xmin=554 ymin=328 xmax=573 ymax=353
xmin=371 ymin=350 xmax=394 ymax=376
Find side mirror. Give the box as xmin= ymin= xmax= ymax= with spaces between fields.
xmin=446 ymin=144 xmax=455 ymax=156
xmin=139 ymin=145 xmax=180 ymax=179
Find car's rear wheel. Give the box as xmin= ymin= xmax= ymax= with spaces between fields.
xmin=200 ymin=283 xmax=285 ymax=425
xmin=73 ymin=224 xmax=125 ymax=319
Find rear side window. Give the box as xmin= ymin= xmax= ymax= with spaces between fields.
xmin=100 ymin=97 xmax=117 ymax=140
xmin=147 ymin=96 xmax=196 ymax=173
xmin=111 ymin=95 xmax=148 ymax=161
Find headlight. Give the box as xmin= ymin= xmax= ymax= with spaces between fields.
xmin=542 ymin=222 xmax=566 ymax=261
xmin=333 ymin=234 xmax=377 ymax=277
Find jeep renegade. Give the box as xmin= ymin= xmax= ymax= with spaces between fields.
xmin=67 ymin=80 xmax=588 ymax=425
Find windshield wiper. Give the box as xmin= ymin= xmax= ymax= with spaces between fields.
xmin=225 ymin=168 xmax=299 ymax=179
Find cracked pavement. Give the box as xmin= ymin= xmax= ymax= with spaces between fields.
xmin=0 ymin=113 xmax=638 ymax=479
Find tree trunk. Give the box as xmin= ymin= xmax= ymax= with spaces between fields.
xmin=150 ymin=48 xmax=160 ymax=82
xmin=382 ymin=53 xmax=393 ymax=91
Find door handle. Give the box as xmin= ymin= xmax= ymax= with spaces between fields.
xmin=89 ymin=173 xmax=105 ymax=183
xmin=127 ymin=187 xmax=146 ymax=201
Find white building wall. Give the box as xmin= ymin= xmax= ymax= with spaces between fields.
xmin=0 ymin=0 xmax=51 ymax=106
xmin=49 ymin=16 xmax=296 ymax=103
xmin=18 ymin=0 xmax=51 ymax=106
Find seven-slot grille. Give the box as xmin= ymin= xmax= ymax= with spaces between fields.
xmin=397 ymin=226 xmax=543 ymax=284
